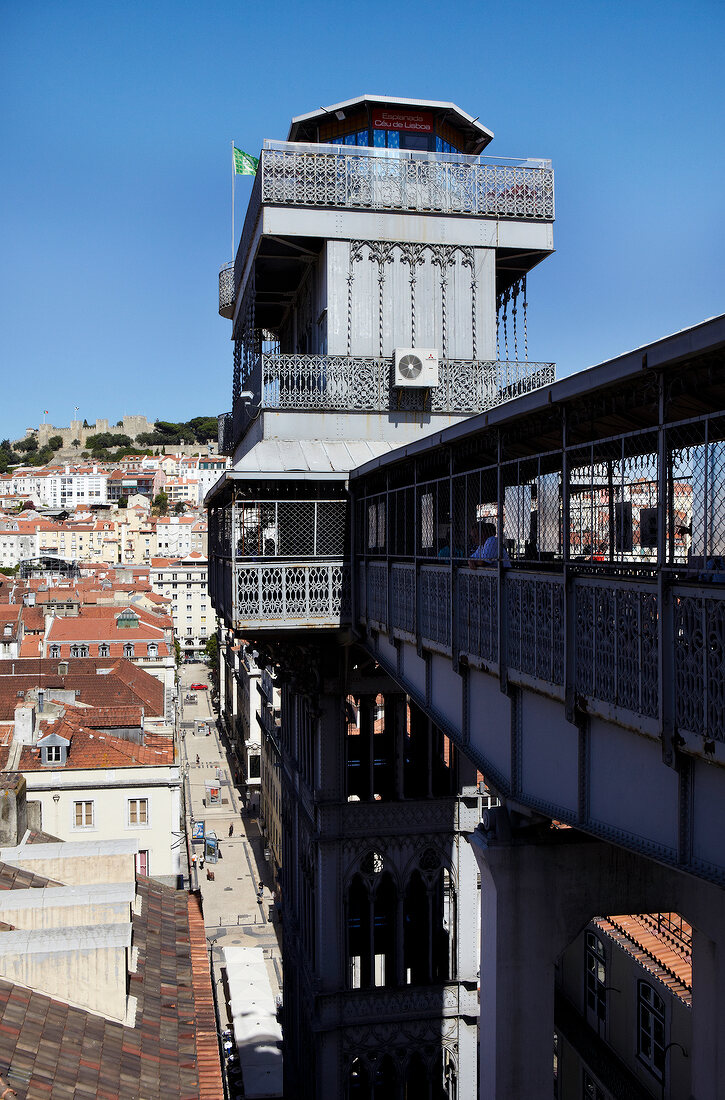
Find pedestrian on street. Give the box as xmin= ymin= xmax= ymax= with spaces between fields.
xmin=228 ymin=823 xmax=234 ymax=837
xmin=196 ymin=754 xmax=200 ymax=765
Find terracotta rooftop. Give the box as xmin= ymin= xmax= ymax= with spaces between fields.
xmin=0 ymin=878 xmax=222 ymax=1099
xmin=0 ymin=658 xmax=164 ymax=720
xmin=3 ymin=717 xmax=175 ymax=770
xmin=595 ymin=913 xmax=692 ymax=1005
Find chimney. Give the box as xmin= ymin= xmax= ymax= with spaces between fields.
xmin=14 ymin=705 xmax=36 ymax=746
xmin=0 ymin=773 xmax=29 ymax=846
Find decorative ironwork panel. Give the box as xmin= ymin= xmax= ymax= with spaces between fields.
xmin=456 ymin=569 xmax=498 ymax=665
xmin=674 ymin=590 xmax=725 ymax=742
xmin=234 ymin=562 xmax=349 ymax=625
xmin=506 ymin=575 xmax=564 ymax=684
xmin=260 ymin=148 xmax=554 ymax=221
xmin=420 ymin=566 xmax=451 ymax=650
xmin=217 ymin=412 xmax=233 ymax=456
xmin=218 ymin=262 xmax=235 ymax=317
xmin=255 ymin=354 xmax=554 ymax=416
xmin=367 ymin=562 xmax=388 ymax=626
xmin=575 ymin=580 xmax=658 ymax=718
xmin=391 ymin=563 xmax=416 ymax=635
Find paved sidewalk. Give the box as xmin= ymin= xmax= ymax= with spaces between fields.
xmin=178 ymin=664 xmax=283 ymax=1016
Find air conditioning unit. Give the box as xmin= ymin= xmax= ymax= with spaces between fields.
xmin=393 ymin=348 xmax=439 ymax=388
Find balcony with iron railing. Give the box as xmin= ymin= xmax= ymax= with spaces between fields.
xmin=233 ymin=142 xmax=554 ymax=294
xmin=222 ymin=354 xmax=556 ymax=451
xmin=208 ymin=497 xmax=350 ymax=632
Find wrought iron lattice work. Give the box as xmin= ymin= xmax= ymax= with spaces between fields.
xmin=574 ymin=579 xmax=658 ymax=715
xmin=258 ymin=148 xmax=554 ymax=223
xmin=218 ymin=261 xmax=235 ymax=317
xmin=236 ymin=562 xmax=350 ymax=624
xmin=246 ymin=355 xmax=554 ymax=415
xmin=674 ymin=588 xmax=725 ymax=742
xmin=506 ymin=574 xmax=565 ymax=685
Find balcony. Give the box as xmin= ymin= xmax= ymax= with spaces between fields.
xmin=212 ymin=559 xmax=349 ymax=631
xmin=233 ymin=143 xmax=554 ymax=292
xmin=230 ymin=354 xmax=555 ymax=442
xmin=209 ymin=496 xmax=350 ymax=632
xmin=218 ymin=261 xmax=235 ymax=319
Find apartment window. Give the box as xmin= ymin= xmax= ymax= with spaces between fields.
xmin=46 ymin=745 xmax=62 ymax=763
xmin=128 ymin=798 xmax=149 ymax=826
xmin=74 ymin=800 xmax=94 ymax=828
xmin=135 ymin=850 xmax=149 ymax=876
xmin=123 ymin=643 xmax=135 ymax=658
xmin=49 ymin=645 xmax=61 ymax=658
xmin=585 ymin=932 xmax=607 ymax=1027
xmin=637 ymin=981 xmax=666 ymax=1080
xmin=186 ymin=627 xmax=193 ymax=635
xmin=187 ymin=573 xmax=192 ymax=580
xmin=147 ymin=643 xmax=158 ymax=658
xmin=98 ymin=643 xmax=110 ymax=657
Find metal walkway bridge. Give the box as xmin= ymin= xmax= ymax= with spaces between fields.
xmin=350 ymin=315 xmax=725 ymax=888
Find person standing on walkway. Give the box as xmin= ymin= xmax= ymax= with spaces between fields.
xmin=228 ymin=823 xmax=234 ymax=837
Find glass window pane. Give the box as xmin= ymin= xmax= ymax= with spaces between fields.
xmin=387 ymin=131 xmax=399 ymax=149
xmin=374 ymin=129 xmax=386 ymax=148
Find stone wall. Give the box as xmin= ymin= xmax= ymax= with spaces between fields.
xmin=27 ymin=415 xmax=157 ymax=449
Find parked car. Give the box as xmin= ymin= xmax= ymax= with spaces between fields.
xmin=190 ymin=683 xmax=208 ymax=690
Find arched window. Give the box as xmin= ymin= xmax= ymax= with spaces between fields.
xmin=98 ymin=643 xmax=110 ymax=657
xmin=123 ymin=643 xmax=135 ymax=658
xmin=49 ymin=645 xmax=61 ymax=659
xmin=147 ymin=643 xmax=158 ymax=658
xmin=637 ymin=981 xmax=666 ymax=1079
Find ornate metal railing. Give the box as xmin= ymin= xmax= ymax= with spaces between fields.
xmin=260 ymin=146 xmax=554 ymax=219
xmin=356 ymin=562 xmax=709 ymax=739
xmin=218 ymin=261 xmax=235 ymax=318
xmin=227 ymin=560 xmax=350 ymax=628
xmin=217 ymin=411 xmax=233 ymax=455
xmin=240 ymin=354 xmax=555 ymax=416
xmin=231 ymin=145 xmax=554 ymax=295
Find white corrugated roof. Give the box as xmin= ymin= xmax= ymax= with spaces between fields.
xmin=230 ymin=438 xmax=397 ymax=477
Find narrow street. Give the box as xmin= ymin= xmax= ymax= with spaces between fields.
xmin=177 ymin=661 xmax=283 ymax=1094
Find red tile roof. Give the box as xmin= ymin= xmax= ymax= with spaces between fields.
xmin=596 ymin=913 xmax=692 ymax=1004
xmin=0 ymin=876 xmax=220 ymax=1098
xmin=0 ymin=658 xmax=165 ymax=719
xmin=187 ymin=892 xmax=226 ymax=1100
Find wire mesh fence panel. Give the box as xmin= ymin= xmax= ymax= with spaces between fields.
xmin=234 ymin=500 xmax=347 ymax=560
xmin=668 ymin=416 xmax=725 ymax=576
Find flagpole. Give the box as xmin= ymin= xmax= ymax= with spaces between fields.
xmin=231 ymin=141 xmax=235 ymax=262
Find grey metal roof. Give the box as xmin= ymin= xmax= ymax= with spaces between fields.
xmin=229 ymin=438 xmax=398 ymax=477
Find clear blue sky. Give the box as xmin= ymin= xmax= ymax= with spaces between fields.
xmin=1 ymin=0 xmax=723 ymax=440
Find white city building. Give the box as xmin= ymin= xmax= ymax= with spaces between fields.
xmin=150 ymin=554 xmax=210 ymax=659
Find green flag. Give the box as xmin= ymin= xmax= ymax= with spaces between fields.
xmin=234 ymin=147 xmax=258 ymax=175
